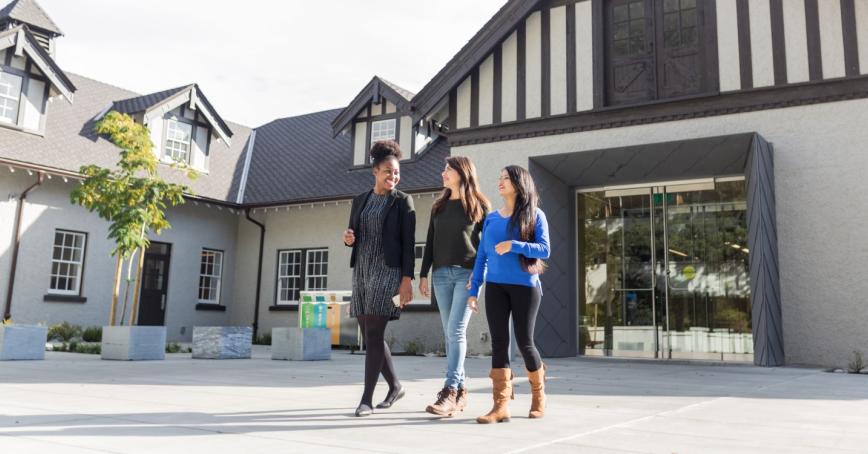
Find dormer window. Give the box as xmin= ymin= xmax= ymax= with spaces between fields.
xmin=164 ymin=118 xmax=193 ymax=163
xmin=0 ymin=71 xmax=23 ymax=124
xmin=370 ymin=118 xmax=396 ymax=146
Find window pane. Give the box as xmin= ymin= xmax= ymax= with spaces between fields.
xmin=664 ymin=0 xmax=679 ymax=12
xmin=629 ymin=1 xmax=643 ymax=18
xmin=614 ymin=4 xmax=628 ymax=22
xmin=614 ymin=22 xmax=629 ymax=40
xmin=0 ymin=71 xmax=22 ymax=124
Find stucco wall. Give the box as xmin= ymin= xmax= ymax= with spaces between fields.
xmin=454 ymin=99 xmax=868 ymax=368
xmin=0 ymin=175 xmax=239 ymax=341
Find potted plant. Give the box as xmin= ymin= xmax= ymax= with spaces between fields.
xmin=71 ymin=111 xmax=195 ymax=360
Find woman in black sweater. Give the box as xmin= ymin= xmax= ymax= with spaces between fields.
xmin=419 ymin=156 xmax=490 ymax=417
xmin=343 ymin=140 xmax=415 ymax=417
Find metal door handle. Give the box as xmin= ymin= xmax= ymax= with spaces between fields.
xmin=161 ymin=294 xmax=166 ymax=310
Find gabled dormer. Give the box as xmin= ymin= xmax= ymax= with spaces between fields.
xmin=108 ymin=84 xmax=233 ymax=174
xmin=0 ymin=24 xmax=75 ymax=134
xmin=332 ymin=76 xmax=429 ymax=167
xmin=0 ymin=0 xmax=62 ymax=56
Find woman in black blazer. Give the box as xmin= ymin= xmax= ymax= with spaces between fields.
xmin=343 ymin=140 xmax=415 ymax=417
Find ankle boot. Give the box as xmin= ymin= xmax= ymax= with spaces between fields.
xmin=476 ymin=368 xmax=513 ymax=424
xmin=426 ymin=387 xmax=459 ymax=417
xmin=527 ymin=363 xmax=546 ymax=419
xmin=456 ymin=385 xmax=469 ymax=412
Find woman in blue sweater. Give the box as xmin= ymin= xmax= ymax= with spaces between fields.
xmin=468 ymin=165 xmax=550 ymax=424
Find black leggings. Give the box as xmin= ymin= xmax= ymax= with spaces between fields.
xmin=357 ymin=315 xmax=400 ymax=406
xmin=484 ymin=282 xmax=543 ymax=372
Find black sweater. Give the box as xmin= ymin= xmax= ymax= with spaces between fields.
xmin=420 ymin=199 xmax=484 ymax=278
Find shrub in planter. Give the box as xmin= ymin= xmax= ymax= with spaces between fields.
xmin=48 ymin=322 xmax=82 ymax=342
xmin=82 ymin=326 xmax=102 ymax=342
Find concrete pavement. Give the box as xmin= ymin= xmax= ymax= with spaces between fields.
xmin=1 ymin=347 xmax=867 ymax=453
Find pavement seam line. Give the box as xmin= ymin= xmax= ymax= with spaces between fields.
xmin=507 ymin=369 xmax=820 ymax=453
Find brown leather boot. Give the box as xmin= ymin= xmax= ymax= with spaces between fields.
xmin=527 ymin=363 xmax=546 ymax=419
xmin=456 ymin=385 xmax=469 ymax=412
xmin=476 ymin=368 xmax=513 ymax=424
xmin=426 ymin=387 xmax=459 ymax=417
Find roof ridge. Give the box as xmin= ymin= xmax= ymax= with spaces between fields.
xmin=64 ymin=71 xmax=140 ymax=97
xmin=256 ymin=107 xmax=345 ymax=129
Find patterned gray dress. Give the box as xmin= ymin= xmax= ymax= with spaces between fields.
xmin=350 ymin=192 xmax=403 ymax=320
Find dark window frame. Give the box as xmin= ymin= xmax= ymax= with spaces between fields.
xmin=0 ymin=57 xmax=50 ymax=135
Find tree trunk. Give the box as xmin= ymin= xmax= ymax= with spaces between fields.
xmin=129 ymin=245 xmax=146 ymax=326
xmin=109 ymin=255 xmax=123 ymax=326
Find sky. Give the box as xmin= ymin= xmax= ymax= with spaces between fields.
xmin=37 ymin=0 xmax=507 ymax=128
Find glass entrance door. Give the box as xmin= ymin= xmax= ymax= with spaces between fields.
xmin=578 ymin=179 xmax=752 ymax=362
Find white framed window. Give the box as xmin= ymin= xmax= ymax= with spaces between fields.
xmin=48 ymin=230 xmax=87 ymax=295
xmin=198 ymin=249 xmax=223 ymax=303
xmin=306 ymin=249 xmax=329 ymax=291
xmin=276 ymin=250 xmax=303 ymax=304
xmin=275 ymin=248 xmax=329 ymax=305
xmin=0 ymin=71 xmax=23 ymax=125
xmin=165 ymin=118 xmax=193 ymax=163
xmin=370 ymin=119 xmax=396 ymax=146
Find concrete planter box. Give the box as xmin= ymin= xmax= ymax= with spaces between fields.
xmin=192 ymin=326 xmax=252 ymax=359
xmin=0 ymin=325 xmax=48 ymax=360
xmin=101 ymin=326 xmax=166 ymax=361
xmin=271 ymin=327 xmax=331 ymax=361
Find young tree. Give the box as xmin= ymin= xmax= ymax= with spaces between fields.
xmin=71 ymin=111 xmax=196 ymax=325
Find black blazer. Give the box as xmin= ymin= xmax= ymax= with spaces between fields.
xmin=346 ymin=189 xmax=416 ymax=279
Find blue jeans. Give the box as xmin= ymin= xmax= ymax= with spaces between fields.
xmin=432 ymin=266 xmax=473 ymax=390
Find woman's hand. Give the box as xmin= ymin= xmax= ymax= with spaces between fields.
xmin=343 ymin=229 xmax=355 ymax=246
xmin=466 ymin=276 xmax=472 ymax=290
xmin=495 ymin=241 xmax=512 ymax=255
xmin=467 ymin=296 xmax=479 ymax=314
xmin=399 ymin=277 xmax=414 ymax=307
xmin=419 ymin=277 xmax=430 ymax=298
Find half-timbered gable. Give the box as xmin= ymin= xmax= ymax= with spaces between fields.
xmin=412 ymin=0 xmax=868 ymax=146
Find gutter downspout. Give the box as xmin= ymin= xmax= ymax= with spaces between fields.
xmin=4 ymin=171 xmax=44 ymax=321
xmin=244 ymin=208 xmax=265 ymax=339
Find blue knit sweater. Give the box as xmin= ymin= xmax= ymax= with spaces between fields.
xmin=469 ymin=209 xmax=550 ymax=298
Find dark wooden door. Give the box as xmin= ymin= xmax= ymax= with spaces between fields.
xmin=138 ymin=242 xmax=171 ymax=326
xmin=655 ymin=0 xmax=704 ymax=98
xmin=605 ymin=0 xmax=656 ymax=106
xmin=605 ymin=0 xmax=713 ymax=106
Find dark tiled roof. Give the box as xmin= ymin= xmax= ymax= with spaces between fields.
xmin=0 ymin=73 xmax=252 ymax=202
xmin=112 ymin=84 xmax=233 ymax=140
xmin=0 ymin=0 xmax=62 ymax=35
xmin=243 ymin=109 xmax=447 ymax=205
xmin=112 ymin=85 xmax=189 ymax=114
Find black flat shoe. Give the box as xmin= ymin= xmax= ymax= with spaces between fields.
xmin=355 ymin=403 xmax=373 ymax=417
xmin=375 ymin=386 xmax=406 ymax=409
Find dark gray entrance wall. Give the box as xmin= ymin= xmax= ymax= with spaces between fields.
xmin=745 ymin=136 xmax=785 ymax=366
xmin=529 ymin=161 xmax=578 ymax=357
xmin=530 ymin=132 xmax=783 ymax=364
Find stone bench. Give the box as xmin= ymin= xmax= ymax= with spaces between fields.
xmin=271 ymin=327 xmax=331 ymax=361
xmin=0 ymin=325 xmax=47 ymax=360
xmin=192 ymin=326 xmax=252 ymax=359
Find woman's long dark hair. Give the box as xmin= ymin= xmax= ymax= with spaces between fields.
xmin=432 ymin=156 xmax=491 ymax=223
xmin=504 ymin=165 xmax=545 ymax=274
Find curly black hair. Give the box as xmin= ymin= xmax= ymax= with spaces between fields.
xmin=370 ymin=140 xmax=402 ymax=167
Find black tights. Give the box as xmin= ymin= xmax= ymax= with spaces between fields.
xmin=484 ymin=282 xmax=543 ymax=372
xmin=358 ymin=315 xmax=401 ymax=406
